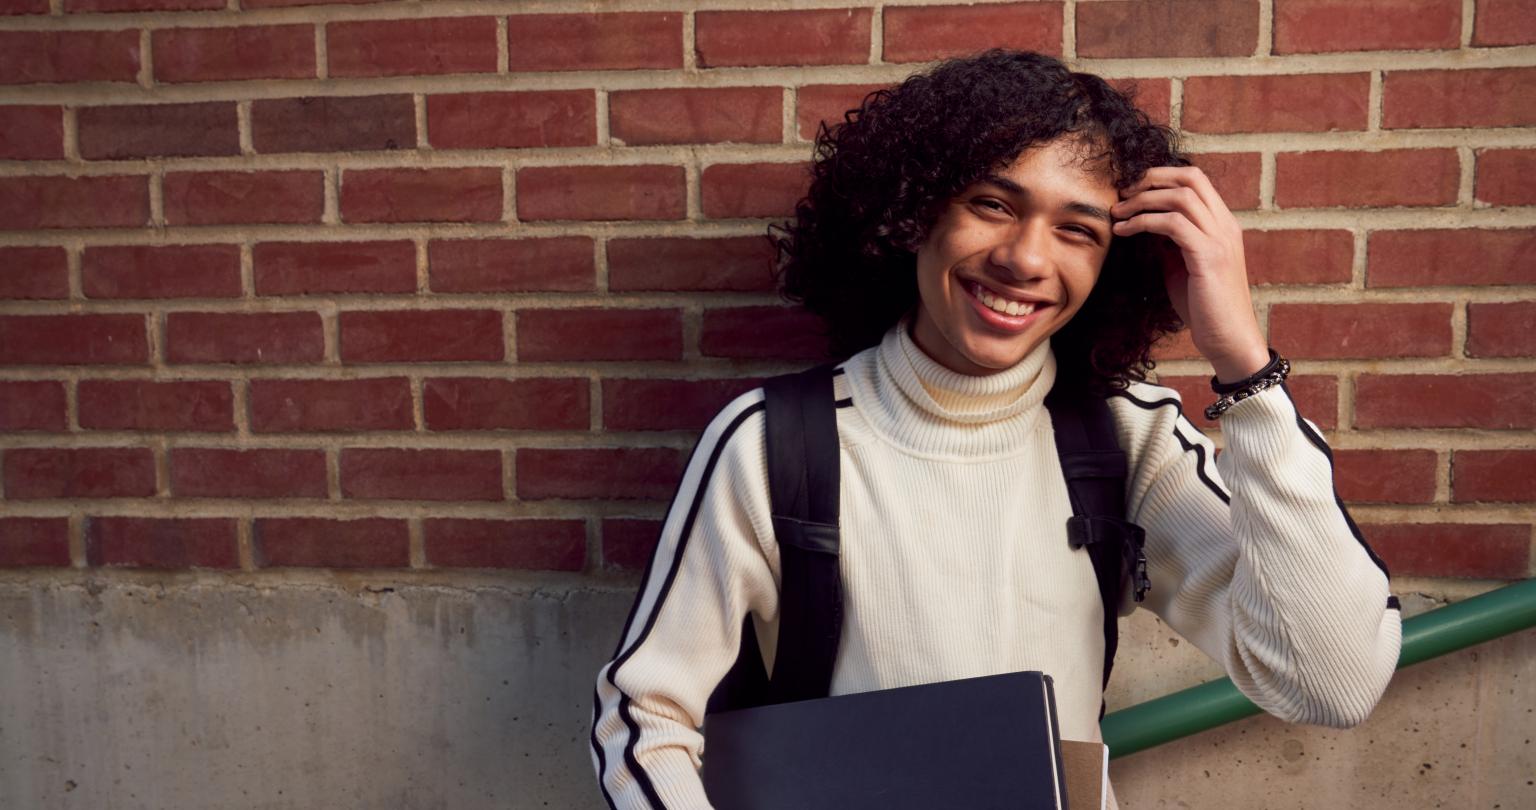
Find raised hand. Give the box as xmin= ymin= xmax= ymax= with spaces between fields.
xmin=1110 ymin=166 xmax=1270 ymax=384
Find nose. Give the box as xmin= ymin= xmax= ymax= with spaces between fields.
xmin=985 ymin=217 xmax=1053 ymax=282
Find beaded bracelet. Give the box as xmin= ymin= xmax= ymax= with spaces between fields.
xmin=1204 ymin=348 xmax=1291 ymax=420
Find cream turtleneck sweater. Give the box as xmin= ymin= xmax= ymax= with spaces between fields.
xmin=591 ymin=321 xmax=1401 ymax=810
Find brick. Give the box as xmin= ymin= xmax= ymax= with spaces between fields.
xmin=169 ymin=448 xmax=327 ymax=498
xmin=254 ymin=241 xmax=417 ymax=296
xmin=0 ymin=175 xmax=148 ymax=230
xmin=1182 ymin=74 xmax=1369 ymax=134
xmin=1268 ymin=303 xmax=1452 ymax=359
xmin=0 ymin=106 xmax=64 ymax=159
xmin=1105 ymin=77 xmax=1173 ymax=127
xmin=1149 ymin=328 xmax=1200 ymax=361
xmin=78 ymin=379 xmax=233 ymax=432
xmin=608 ymin=236 xmax=776 ymax=292
xmin=422 ymin=377 xmax=589 ymax=431
xmin=244 ymin=0 xmax=391 ymax=7
xmin=1188 ymin=152 xmax=1261 ymax=210
xmin=702 ymin=306 xmax=830 ymax=361
xmin=0 ymin=314 xmax=147 ymax=365
xmin=0 ymin=246 xmax=69 ymax=299
xmin=795 ymin=82 xmax=893 ymax=140
xmin=339 ymin=309 xmax=504 ymax=363
xmin=1384 ymin=68 xmax=1536 ymax=129
xmin=0 ymin=30 xmax=140 ymax=84
xmin=1332 ymin=449 xmax=1438 ymax=504
xmin=602 ymin=518 xmax=662 ymax=571
xmin=341 ymin=168 xmax=502 ymax=224
xmin=1275 ymin=149 xmax=1458 ymax=208
xmin=696 ymin=9 xmax=871 ymax=67
xmin=701 ymin=162 xmax=810 ymax=218
xmin=164 ymin=311 xmax=326 ymax=365
xmin=517 ymin=308 xmax=682 ymax=362
xmin=0 ymin=0 xmax=48 ymax=13
xmin=1367 ymin=228 xmax=1536 ymax=287
xmin=1473 ymin=0 xmax=1536 ymax=46
xmin=0 ymin=380 xmax=66 ymax=431
xmin=4 ymin=447 xmax=155 ymax=498
xmin=428 ymin=237 xmax=595 ymax=293
xmin=86 ymin=517 xmax=238 ymax=570
xmin=1076 ymin=0 xmax=1255 ymax=58
xmin=424 ymin=519 xmax=585 ymax=571
xmin=163 ymin=171 xmax=324 ymax=226
xmin=249 ymin=377 xmax=413 ymax=433
xmin=428 ymin=91 xmax=596 ymax=149
xmin=516 ymin=165 xmax=685 ymax=222
xmin=153 ymin=25 xmax=315 ymax=84
xmin=611 ymin=87 xmax=783 ymax=146
xmin=339 ymin=448 xmax=503 ymax=501
xmin=67 ymin=0 xmax=220 ymax=10
xmin=1476 ymin=150 xmax=1536 ymax=206
xmin=507 ymin=12 xmax=683 ymax=71
xmin=1355 ymin=373 xmax=1536 ymax=429
xmin=1242 ymin=230 xmax=1353 ymax=285
xmin=1361 ymin=523 xmax=1529 ymax=579
xmin=252 ymin=95 xmax=416 ymax=153
xmin=1467 ymin=302 xmax=1536 ymax=358
xmin=603 ymin=378 xmax=761 ymax=431
xmin=255 ymin=517 xmax=409 ymax=568
xmin=1453 ymin=450 xmax=1536 ymax=503
xmin=78 ymin=103 xmax=238 ymax=160
xmin=82 ymin=244 xmax=241 ymax=300
xmin=1274 ymin=0 xmax=1461 ymax=53
xmin=328 ymin=17 xmax=497 ymax=78
xmin=516 ymin=447 xmax=686 ymax=501
xmin=885 ymin=2 xmax=1062 ymax=62
xmin=0 ymin=518 xmax=70 ymax=568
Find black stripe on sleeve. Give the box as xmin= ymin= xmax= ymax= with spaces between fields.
xmin=1274 ymin=382 xmax=1392 ymax=580
xmin=598 ymin=399 xmax=767 ymax=810
xmin=1110 ymin=390 xmax=1232 ymax=505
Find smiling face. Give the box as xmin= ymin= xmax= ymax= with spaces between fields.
xmin=910 ymin=136 xmax=1119 ymax=376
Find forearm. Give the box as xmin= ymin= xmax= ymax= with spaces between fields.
xmin=1133 ymin=385 xmax=1401 ymax=727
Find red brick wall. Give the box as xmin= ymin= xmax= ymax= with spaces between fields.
xmin=1 ymin=0 xmax=1532 ymax=581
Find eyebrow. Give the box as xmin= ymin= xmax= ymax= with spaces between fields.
xmin=979 ymin=174 xmax=1114 ymax=227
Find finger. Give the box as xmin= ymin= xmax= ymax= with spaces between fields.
xmin=1111 ymin=210 xmax=1203 ymax=248
xmin=1112 ymin=186 xmax=1216 ymax=236
xmin=1121 ymin=166 xmax=1233 ymax=223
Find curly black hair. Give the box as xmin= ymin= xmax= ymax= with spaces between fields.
xmin=769 ymin=48 xmax=1189 ymax=392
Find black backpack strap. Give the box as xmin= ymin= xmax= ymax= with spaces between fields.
xmin=1045 ymin=379 xmax=1150 ymax=718
xmin=762 ymin=364 xmax=843 ymax=704
xmin=705 ymin=365 xmax=843 ymax=714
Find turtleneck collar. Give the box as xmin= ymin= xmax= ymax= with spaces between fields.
xmin=840 ymin=315 xmax=1058 ymax=460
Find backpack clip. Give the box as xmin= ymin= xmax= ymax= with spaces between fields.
xmin=1066 ymin=516 xmax=1151 ymax=603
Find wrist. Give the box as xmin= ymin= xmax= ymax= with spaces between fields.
xmin=1211 ymin=344 xmax=1273 ymax=385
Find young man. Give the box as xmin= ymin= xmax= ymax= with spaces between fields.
xmin=591 ymin=49 xmax=1400 ymax=809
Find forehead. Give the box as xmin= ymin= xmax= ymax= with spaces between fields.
xmin=986 ymin=137 xmax=1117 ymax=201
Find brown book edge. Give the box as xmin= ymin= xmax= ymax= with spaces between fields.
xmin=1060 ymin=739 xmax=1108 ymax=810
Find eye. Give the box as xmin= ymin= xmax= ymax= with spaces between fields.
xmin=1064 ymin=224 xmax=1101 ymax=242
xmin=974 ymin=198 xmax=1008 ymax=212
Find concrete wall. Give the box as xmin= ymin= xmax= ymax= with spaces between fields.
xmin=2 ymin=572 xmax=1529 ymax=809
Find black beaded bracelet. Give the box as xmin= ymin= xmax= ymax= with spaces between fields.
xmin=1205 ymin=348 xmax=1290 ymax=420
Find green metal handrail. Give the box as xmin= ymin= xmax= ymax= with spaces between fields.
xmin=1100 ymin=578 xmax=1536 ymax=759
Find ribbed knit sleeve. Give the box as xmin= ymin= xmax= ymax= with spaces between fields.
xmin=590 ymin=390 xmax=779 ymax=810
xmin=1110 ymin=381 xmax=1402 ymax=728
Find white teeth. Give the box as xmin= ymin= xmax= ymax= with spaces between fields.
xmin=970 ymin=282 xmax=1035 ymax=317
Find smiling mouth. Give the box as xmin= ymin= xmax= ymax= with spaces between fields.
xmin=963 ymin=280 xmax=1050 ymax=318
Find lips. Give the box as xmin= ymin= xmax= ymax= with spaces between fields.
xmin=961 ymin=279 xmax=1052 ymax=333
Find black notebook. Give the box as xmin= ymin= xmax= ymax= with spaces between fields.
xmin=701 ymin=670 xmax=1069 ymax=810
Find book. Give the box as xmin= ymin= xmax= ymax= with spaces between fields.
xmin=701 ymin=670 xmax=1069 ymax=810
xmin=1060 ymin=740 xmax=1109 ymax=810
